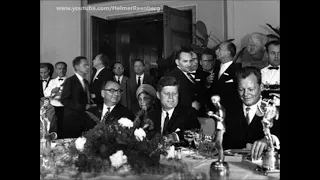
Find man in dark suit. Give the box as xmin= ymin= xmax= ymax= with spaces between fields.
xmin=211 ymin=41 xmax=242 ymax=112
xmin=90 ymin=53 xmax=113 ymax=106
xmin=223 ymin=66 xmax=280 ymax=160
xmin=127 ymin=59 xmax=156 ymax=114
xmin=85 ymin=80 xmax=134 ymax=128
xmin=148 ymin=76 xmax=200 ymax=142
xmin=60 ymin=56 xmax=96 ymax=138
xmin=112 ymin=62 xmax=130 ymax=108
xmin=167 ymin=48 xmax=198 ymax=111
xmin=40 ymin=63 xmax=53 ymax=99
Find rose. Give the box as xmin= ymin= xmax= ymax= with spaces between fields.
xmin=134 ymin=128 xmax=146 ymax=141
xmin=75 ymin=137 xmax=86 ymax=152
xmin=109 ymin=150 xmax=128 ymax=168
xmin=118 ymin=118 xmax=133 ymax=129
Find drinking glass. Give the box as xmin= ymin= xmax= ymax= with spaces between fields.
xmin=184 ymin=130 xmax=195 ymax=157
xmin=202 ymin=135 xmax=214 ymax=158
xmin=193 ymin=129 xmax=203 ymax=159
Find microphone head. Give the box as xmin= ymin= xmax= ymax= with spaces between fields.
xmin=211 ymin=95 xmax=221 ymax=104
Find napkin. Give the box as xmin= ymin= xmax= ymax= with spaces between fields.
xmin=166 ymin=145 xmax=175 ymax=159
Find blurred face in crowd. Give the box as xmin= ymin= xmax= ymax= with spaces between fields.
xmin=190 ymin=51 xmax=198 ymax=72
xmin=113 ymin=63 xmax=124 ymax=76
xmin=200 ymin=54 xmax=214 ymax=72
xmin=175 ymin=52 xmax=192 ymax=73
xmin=55 ymin=63 xmax=67 ymax=77
xmin=75 ymin=59 xmax=89 ymax=76
xmin=157 ymin=85 xmax=179 ymax=111
xmin=92 ymin=55 xmax=102 ymax=68
xmin=247 ymin=37 xmax=264 ymax=55
xmin=215 ymin=42 xmax=230 ymax=63
xmin=40 ymin=67 xmax=50 ymax=80
xmin=267 ymin=44 xmax=280 ymax=67
xmin=133 ymin=61 xmax=145 ymax=75
xmin=138 ymin=92 xmax=154 ymax=111
xmin=237 ymin=73 xmax=263 ymax=106
xmin=101 ymin=81 xmax=121 ymax=106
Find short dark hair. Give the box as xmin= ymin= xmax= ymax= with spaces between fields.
xmin=226 ymin=42 xmax=237 ymax=58
xmin=156 ymin=76 xmax=179 ymax=92
xmin=101 ymin=80 xmax=119 ymax=90
xmin=235 ymin=66 xmax=262 ymax=85
xmin=97 ymin=53 xmax=110 ymax=67
xmin=112 ymin=61 xmax=124 ymax=69
xmin=72 ymin=56 xmax=87 ymax=69
xmin=267 ymin=34 xmax=280 ymax=41
xmin=265 ymin=40 xmax=280 ymax=53
xmin=55 ymin=61 xmax=67 ymax=68
xmin=40 ymin=63 xmax=49 ymax=69
xmin=40 ymin=63 xmax=53 ymax=77
xmin=133 ymin=59 xmax=145 ymax=66
xmin=175 ymin=47 xmax=191 ymax=60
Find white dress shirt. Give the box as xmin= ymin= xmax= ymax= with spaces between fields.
xmin=261 ymin=65 xmax=280 ymax=85
xmin=93 ymin=67 xmax=105 ymax=82
xmin=115 ymin=75 xmax=123 ymax=84
xmin=75 ymin=73 xmax=86 ymax=90
xmin=101 ymin=104 xmax=116 ymax=121
xmin=177 ymin=66 xmax=195 ymax=83
xmin=43 ymin=76 xmax=67 ymax=107
xmin=136 ymin=73 xmax=144 ymax=85
xmin=42 ymin=77 xmax=50 ymax=91
xmin=242 ymin=98 xmax=261 ymax=124
xmin=161 ymin=108 xmax=175 ymax=134
xmin=218 ymin=61 xmax=233 ymax=79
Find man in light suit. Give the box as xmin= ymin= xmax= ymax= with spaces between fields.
xmin=85 ymin=80 xmax=134 ymax=129
xmin=210 ymin=41 xmax=242 ymax=112
xmin=148 ymin=76 xmax=200 ymax=142
xmin=60 ymin=56 xmax=96 ymax=138
xmin=112 ymin=62 xmax=129 ymax=108
xmin=90 ymin=53 xmax=113 ymax=106
xmin=127 ymin=59 xmax=156 ymax=114
xmin=223 ymin=66 xmax=280 ymax=160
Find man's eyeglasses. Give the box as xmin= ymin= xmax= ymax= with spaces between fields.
xmin=103 ymin=88 xmax=123 ymax=94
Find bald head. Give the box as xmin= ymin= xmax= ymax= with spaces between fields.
xmin=247 ymin=32 xmax=268 ymax=55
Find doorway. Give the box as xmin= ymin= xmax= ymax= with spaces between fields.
xmin=91 ymin=5 xmax=194 ymax=80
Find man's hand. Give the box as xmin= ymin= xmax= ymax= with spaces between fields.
xmin=251 ymin=137 xmax=268 ymax=160
xmin=51 ymin=87 xmax=60 ymax=94
xmin=91 ymin=94 xmax=96 ymax=98
xmin=206 ymin=73 xmax=215 ymax=84
xmin=86 ymin=104 xmax=97 ymax=110
xmin=192 ymin=101 xmax=201 ymax=110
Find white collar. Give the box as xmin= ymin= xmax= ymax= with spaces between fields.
xmin=75 ymin=72 xmax=84 ymax=82
xmin=136 ymin=73 xmax=144 ymax=79
xmin=162 ymin=108 xmax=175 ymax=119
xmin=55 ymin=76 xmax=67 ymax=80
xmin=101 ymin=104 xmax=116 ymax=120
xmin=267 ymin=65 xmax=280 ymax=69
xmin=96 ymin=67 xmax=105 ymax=73
xmin=220 ymin=61 xmax=233 ymax=68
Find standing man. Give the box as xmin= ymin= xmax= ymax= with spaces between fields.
xmin=148 ymin=76 xmax=200 ymax=141
xmin=167 ymin=47 xmax=197 ymax=110
xmin=211 ymin=41 xmax=242 ymax=112
xmin=86 ymin=80 xmax=134 ymax=128
xmin=90 ymin=53 xmax=113 ymax=106
xmin=261 ymin=40 xmax=280 ymax=85
xmin=43 ymin=61 xmax=68 ymax=138
xmin=40 ymin=63 xmax=53 ymax=99
xmin=60 ymin=56 xmax=96 ymax=138
xmin=128 ymin=59 xmax=155 ymax=114
xmin=112 ymin=62 xmax=129 ymax=108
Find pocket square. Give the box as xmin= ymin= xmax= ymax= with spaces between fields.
xmin=175 ymin=128 xmax=181 ymax=132
xmin=223 ymin=72 xmax=229 ymax=76
xmin=225 ymin=79 xmax=233 ymax=83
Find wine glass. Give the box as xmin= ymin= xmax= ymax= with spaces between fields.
xmin=184 ymin=130 xmax=195 ymax=157
xmin=193 ymin=129 xmax=203 ymax=159
xmin=202 ymin=135 xmax=214 ymax=158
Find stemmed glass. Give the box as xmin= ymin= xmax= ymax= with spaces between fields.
xmin=193 ymin=129 xmax=203 ymax=159
xmin=202 ymin=135 xmax=214 ymax=158
xmin=184 ymin=130 xmax=195 ymax=157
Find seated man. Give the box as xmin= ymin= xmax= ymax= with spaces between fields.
xmin=85 ymin=80 xmax=134 ymax=129
xmin=148 ymin=76 xmax=200 ymax=142
xmin=223 ymin=66 xmax=280 ymax=160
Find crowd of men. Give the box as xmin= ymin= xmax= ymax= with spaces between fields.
xmin=40 ymin=32 xmax=280 ymax=160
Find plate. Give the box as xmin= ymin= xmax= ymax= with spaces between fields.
xmin=224 ymin=149 xmax=250 ymax=156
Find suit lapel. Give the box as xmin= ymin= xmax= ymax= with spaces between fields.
xmin=165 ymin=107 xmax=180 ymax=133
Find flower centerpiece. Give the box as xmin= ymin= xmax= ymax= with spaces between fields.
xmin=73 ymin=110 xmax=167 ymax=175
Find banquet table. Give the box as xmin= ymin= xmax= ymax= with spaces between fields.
xmin=41 ymin=144 xmax=280 ymax=180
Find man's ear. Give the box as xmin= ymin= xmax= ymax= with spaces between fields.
xmin=175 ymin=59 xmax=179 ymax=66
xmin=156 ymin=91 xmax=160 ymax=100
xmin=259 ymin=83 xmax=263 ymax=92
xmin=101 ymin=90 xmax=105 ymax=99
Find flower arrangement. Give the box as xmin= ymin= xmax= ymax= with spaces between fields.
xmin=73 ymin=110 xmax=167 ymax=175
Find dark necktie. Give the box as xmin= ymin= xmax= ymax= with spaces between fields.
xmin=101 ymin=107 xmax=111 ymax=123
xmin=117 ymin=77 xmax=121 ymax=84
xmin=83 ymin=79 xmax=91 ymax=104
xmin=58 ymin=78 xmax=64 ymax=81
xmin=162 ymin=112 xmax=170 ymax=134
xmin=186 ymin=73 xmax=196 ymax=84
xmin=268 ymin=66 xmax=279 ymax=70
xmin=245 ymin=107 xmax=251 ymax=125
xmin=137 ymin=76 xmax=141 ymax=87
